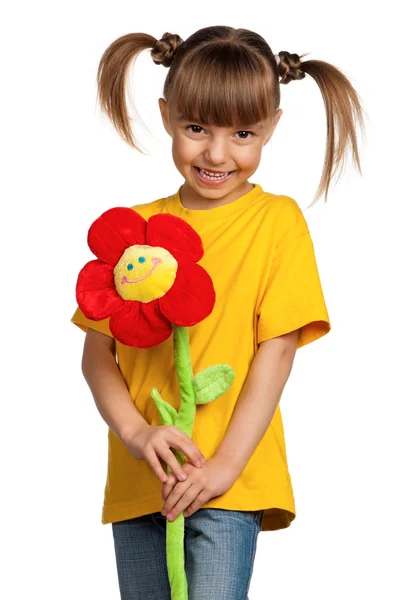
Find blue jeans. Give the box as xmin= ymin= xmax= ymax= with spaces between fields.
xmin=112 ymin=508 xmax=264 ymax=600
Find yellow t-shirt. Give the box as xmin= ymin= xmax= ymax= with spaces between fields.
xmin=70 ymin=182 xmax=331 ymax=531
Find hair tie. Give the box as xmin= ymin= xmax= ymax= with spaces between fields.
xmin=151 ymin=32 xmax=184 ymax=68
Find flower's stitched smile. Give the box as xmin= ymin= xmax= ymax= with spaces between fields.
xmin=121 ymin=257 xmax=162 ymax=285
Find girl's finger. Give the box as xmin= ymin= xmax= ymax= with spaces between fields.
xmin=167 ymin=429 xmax=205 ymax=467
xmin=162 ymin=472 xmax=177 ymax=501
xmin=164 ymin=484 xmax=197 ymax=520
xmin=146 ymin=448 xmax=169 ymax=483
xmin=184 ymin=490 xmax=207 ymax=517
xmin=161 ymin=446 xmax=189 ymax=482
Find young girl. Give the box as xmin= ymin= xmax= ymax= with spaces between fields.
xmin=71 ymin=25 xmax=364 ymax=600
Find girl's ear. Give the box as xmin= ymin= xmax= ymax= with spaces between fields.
xmin=274 ymin=108 xmax=283 ymax=126
xmin=158 ymin=98 xmax=172 ymax=136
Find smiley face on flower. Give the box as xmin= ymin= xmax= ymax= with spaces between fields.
xmin=114 ymin=245 xmax=178 ymax=303
xmin=76 ymin=208 xmax=215 ymax=348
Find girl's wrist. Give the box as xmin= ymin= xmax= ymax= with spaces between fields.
xmin=118 ymin=420 xmax=150 ymax=447
xmin=211 ymin=453 xmax=242 ymax=483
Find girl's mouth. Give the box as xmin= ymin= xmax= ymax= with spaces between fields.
xmin=193 ymin=166 xmax=235 ymax=186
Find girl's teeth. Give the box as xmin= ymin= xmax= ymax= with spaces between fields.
xmin=199 ymin=168 xmax=230 ymax=180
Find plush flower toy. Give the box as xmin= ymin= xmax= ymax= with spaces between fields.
xmin=75 ymin=207 xmax=235 ymax=600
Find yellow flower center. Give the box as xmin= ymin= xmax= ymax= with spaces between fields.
xmin=114 ymin=245 xmax=178 ymax=303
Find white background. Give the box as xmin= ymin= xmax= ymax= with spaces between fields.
xmin=2 ymin=1 xmax=397 ymax=598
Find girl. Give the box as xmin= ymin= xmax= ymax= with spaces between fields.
xmin=71 ymin=25 xmax=364 ymax=600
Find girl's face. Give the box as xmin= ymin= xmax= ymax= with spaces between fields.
xmin=159 ymin=98 xmax=282 ymax=209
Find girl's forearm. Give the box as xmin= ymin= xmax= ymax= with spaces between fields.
xmin=214 ymin=331 xmax=299 ymax=475
xmin=82 ymin=345 xmax=149 ymax=443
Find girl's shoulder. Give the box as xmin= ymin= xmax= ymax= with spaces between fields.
xmin=275 ymin=194 xmax=309 ymax=228
xmin=262 ymin=192 xmax=309 ymax=230
xmin=263 ymin=193 xmax=310 ymax=251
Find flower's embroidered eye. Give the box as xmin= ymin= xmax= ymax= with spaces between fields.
xmin=127 ymin=263 xmax=133 ymax=271
xmin=138 ymin=256 xmax=146 ymax=263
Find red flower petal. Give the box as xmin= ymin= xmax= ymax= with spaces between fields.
xmin=109 ymin=299 xmax=172 ymax=348
xmin=146 ymin=214 xmax=203 ymax=263
xmin=76 ymin=259 xmax=124 ymax=320
xmin=159 ymin=262 xmax=215 ymax=326
xmin=88 ymin=208 xmax=147 ymax=265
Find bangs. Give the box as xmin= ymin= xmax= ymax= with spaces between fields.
xmin=168 ymin=43 xmax=276 ymax=128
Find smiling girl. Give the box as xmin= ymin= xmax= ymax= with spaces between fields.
xmin=71 ymin=25 xmax=365 ymax=600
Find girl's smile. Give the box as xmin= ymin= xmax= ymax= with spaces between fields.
xmin=193 ymin=166 xmax=235 ymax=187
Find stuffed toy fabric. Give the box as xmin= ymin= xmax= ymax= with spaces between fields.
xmin=75 ymin=207 xmax=235 ymax=600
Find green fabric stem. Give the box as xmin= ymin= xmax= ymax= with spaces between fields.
xmin=152 ymin=323 xmax=235 ymax=600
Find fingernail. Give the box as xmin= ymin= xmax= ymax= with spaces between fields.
xmin=179 ymin=472 xmax=187 ymax=481
xmin=195 ymin=460 xmax=202 ymax=467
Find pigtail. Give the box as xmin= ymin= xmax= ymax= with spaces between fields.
xmin=276 ymin=50 xmax=366 ymax=204
xmin=96 ymin=32 xmax=183 ymax=153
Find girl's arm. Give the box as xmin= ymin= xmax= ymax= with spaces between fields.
xmin=81 ymin=328 xmax=150 ymax=444
xmin=213 ymin=329 xmax=299 ymax=475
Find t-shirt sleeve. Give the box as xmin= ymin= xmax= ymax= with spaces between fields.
xmin=70 ymin=306 xmax=114 ymax=338
xmin=257 ymin=199 xmax=331 ymax=349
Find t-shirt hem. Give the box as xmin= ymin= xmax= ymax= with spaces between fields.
xmin=258 ymin=311 xmax=331 ymax=349
xmin=101 ymin=495 xmax=296 ymax=533
xmin=70 ymin=314 xmax=114 ymax=338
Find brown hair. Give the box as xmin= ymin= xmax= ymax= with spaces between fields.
xmin=96 ymin=26 xmax=366 ymax=205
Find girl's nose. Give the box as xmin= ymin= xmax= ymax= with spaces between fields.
xmin=204 ymin=138 xmax=229 ymax=165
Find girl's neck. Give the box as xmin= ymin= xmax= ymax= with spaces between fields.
xmin=180 ymin=180 xmax=254 ymax=211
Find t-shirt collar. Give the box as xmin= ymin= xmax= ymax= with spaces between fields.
xmin=166 ymin=182 xmax=265 ymax=222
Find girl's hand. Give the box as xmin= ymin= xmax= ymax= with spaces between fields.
xmin=161 ymin=456 xmax=237 ymax=520
xmin=124 ymin=424 xmax=206 ymax=484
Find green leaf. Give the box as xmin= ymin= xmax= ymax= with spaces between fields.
xmin=151 ymin=388 xmax=178 ymax=425
xmin=193 ymin=364 xmax=235 ymax=405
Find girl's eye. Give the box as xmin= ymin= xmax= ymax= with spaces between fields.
xmin=236 ymin=131 xmax=254 ymax=139
xmin=127 ymin=263 xmax=133 ymax=271
xmin=138 ymin=256 xmax=146 ymax=263
xmin=186 ymin=125 xmax=254 ymax=139
xmin=187 ymin=125 xmax=204 ymax=134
